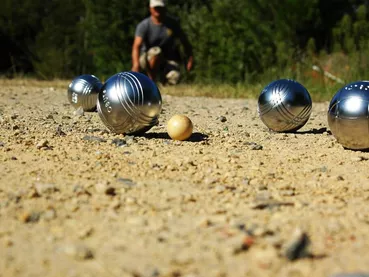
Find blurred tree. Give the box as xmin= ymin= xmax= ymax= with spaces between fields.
xmin=31 ymin=0 xmax=88 ymax=79
xmin=84 ymin=0 xmax=148 ymax=79
xmin=1 ymin=0 xmax=369 ymax=83
xmin=0 ymin=0 xmax=46 ymax=74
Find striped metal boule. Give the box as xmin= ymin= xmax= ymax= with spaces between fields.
xmin=97 ymin=71 xmax=162 ymax=135
xmin=67 ymin=74 xmax=103 ymax=112
xmin=257 ymin=79 xmax=312 ymax=132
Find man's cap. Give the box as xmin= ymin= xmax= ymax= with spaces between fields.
xmin=150 ymin=0 xmax=166 ymax=7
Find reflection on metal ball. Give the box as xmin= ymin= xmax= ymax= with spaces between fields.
xmin=258 ymin=79 xmax=312 ymax=132
xmin=67 ymin=74 xmax=103 ymax=111
xmin=97 ymin=71 xmax=162 ymax=135
xmin=328 ymin=81 xmax=369 ymax=150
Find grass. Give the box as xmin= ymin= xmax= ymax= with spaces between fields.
xmin=0 ymin=76 xmax=345 ymax=102
xmin=0 ymin=77 xmax=68 ymax=89
xmin=159 ymin=83 xmax=263 ymax=99
xmin=2 ymin=50 xmax=367 ymax=102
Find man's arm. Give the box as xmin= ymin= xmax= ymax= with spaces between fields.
xmin=131 ymin=36 xmax=143 ymax=72
xmin=178 ymin=29 xmax=193 ymax=72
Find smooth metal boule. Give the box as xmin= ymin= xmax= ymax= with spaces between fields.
xmin=67 ymin=74 xmax=103 ymax=111
xmin=258 ymin=79 xmax=312 ymax=132
xmin=328 ymin=81 xmax=369 ymax=150
xmin=97 ymin=71 xmax=162 ymax=135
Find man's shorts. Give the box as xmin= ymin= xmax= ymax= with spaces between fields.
xmin=139 ymin=47 xmax=181 ymax=85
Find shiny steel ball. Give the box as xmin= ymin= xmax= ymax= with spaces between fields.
xmin=167 ymin=115 xmax=193 ymax=141
xmin=67 ymin=74 xmax=103 ymax=111
xmin=258 ymin=79 xmax=312 ymax=132
xmin=328 ymin=81 xmax=369 ymax=150
xmin=97 ymin=71 xmax=162 ymax=135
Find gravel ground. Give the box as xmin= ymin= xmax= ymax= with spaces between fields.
xmin=0 ymin=81 xmax=369 ymax=277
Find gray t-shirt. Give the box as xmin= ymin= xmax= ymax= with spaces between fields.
xmin=135 ymin=16 xmax=185 ymax=61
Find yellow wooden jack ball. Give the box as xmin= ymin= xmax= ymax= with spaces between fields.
xmin=167 ymin=114 xmax=193 ymax=141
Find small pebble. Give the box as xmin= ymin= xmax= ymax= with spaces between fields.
xmin=109 ymin=199 xmax=121 ymax=209
xmin=19 ymin=211 xmax=41 ymax=223
xmin=117 ymin=178 xmax=137 ymax=187
xmin=351 ymin=156 xmax=368 ymax=162
xmin=244 ymin=141 xmax=263 ymax=150
xmin=72 ymin=185 xmax=91 ymax=196
xmin=82 ymin=136 xmax=106 ymax=143
xmin=78 ymin=227 xmax=94 ymax=239
xmin=284 ymin=228 xmax=310 ymax=261
xmin=250 ymin=144 xmax=263 ymax=150
xmin=3 ymin=236 xmax=13 ymax=247
xmin=251 ymin=201 xmax=294 ymax=210
xmin=215 ymin=185 xmax=226 ymax=193
xmin=95 ymin=183 xmax=115 ymax=196
xmin=63 ymin=244 xmax=94 ymax=260
xmin=36 ymin=139 xmax=49 ymax=149
xmin=55 ymin=126 xmax=66 ymax=136
xmin=35 ymin=183 xmax=58 ymax=195
xmin=218 ymin=116 xmax=227 ymax=122
xmin=232 ymin=235 xmax=255 ymax=254
xmin=111 ymin=138 xmax=127 ymax=147
xmin=125 ymin=197 xmax=137 ymax=205
xmin=73 ymin=107 xmax=84 ymax=116
xmin=126 ymin=216 xmax=147 ymax=226
xmin=43 ymin=209 xmax=57 ymax=221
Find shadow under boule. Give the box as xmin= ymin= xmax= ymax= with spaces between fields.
xmin=295 ymin=127 xmax=331 ymax=135
xmin=140 ymin=131 xmax=208 ymax=142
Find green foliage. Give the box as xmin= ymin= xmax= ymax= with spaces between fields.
xmin=31 ymin=0 xmax=88 ymax=79
xmin=1 ymin=0 xmax=369 ymax=98
xmin=83 ymin=0 xmax=147 ymax=79
xmin=0 ymin=0 xmax=46 ymax=73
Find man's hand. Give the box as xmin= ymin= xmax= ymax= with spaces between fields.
xmin=186 ymin=56 xmax=194 ymax=72
xmin=131 ymin=64 xmax=140 ymax=72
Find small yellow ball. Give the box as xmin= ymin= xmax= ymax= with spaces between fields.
xmin=167 ymin=114 xmax=193 ymax=141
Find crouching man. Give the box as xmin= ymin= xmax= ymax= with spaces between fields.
xmin=131 ymin=0 xmax=194 ymax=85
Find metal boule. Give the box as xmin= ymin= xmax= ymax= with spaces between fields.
xmin=257 ymin=79 xmax=312 ymax=132
xmin=67 ymin=74 xmax=103 ymax=112
xmin=328 ymin=81 xmax=369 ymax=150
xmin=97 ymin=71 xmax=162 ymax=135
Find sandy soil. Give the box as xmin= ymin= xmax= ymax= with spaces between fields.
xmin=1 ymin=81 xmax=369 ymax=277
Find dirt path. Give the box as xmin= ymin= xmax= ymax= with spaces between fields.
xmin=0 ymin=82 xmax=369 ymax=277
